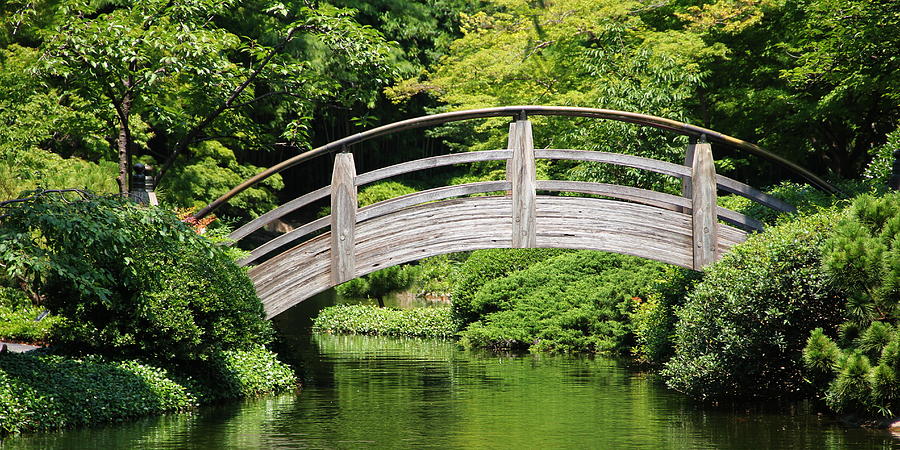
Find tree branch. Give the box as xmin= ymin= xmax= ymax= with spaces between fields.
xmin=157 ymin=26 xmax=300 ymax=183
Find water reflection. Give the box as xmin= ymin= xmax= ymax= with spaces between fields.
xmin=3 ymin=310 xmax=899 ymax=448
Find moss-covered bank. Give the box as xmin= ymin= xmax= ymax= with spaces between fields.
xmin=0 ymin=346 xmax=296 ymax=435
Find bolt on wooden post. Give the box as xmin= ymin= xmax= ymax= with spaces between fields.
xmin=330 ymin=152 xmax=357 ymax=285
xmin=690 ymin=138 xmax=718 ymax=269
xmin=507 ymin=117 xmax=536 ymax=248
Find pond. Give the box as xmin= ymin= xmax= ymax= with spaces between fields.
xmin=3 ymin=293 xmax=897 ymax=449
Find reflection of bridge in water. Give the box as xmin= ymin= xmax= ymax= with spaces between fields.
xmin=193 ymin=106 xmax=837 ymax=319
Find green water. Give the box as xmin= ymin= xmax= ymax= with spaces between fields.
xmin=3 ymin=294 xmax=898 ymax=449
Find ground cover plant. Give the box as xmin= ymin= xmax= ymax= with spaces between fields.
xmin=0 ymin=345 xmax=296 ymax=435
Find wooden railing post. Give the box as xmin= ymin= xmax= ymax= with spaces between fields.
xmin=330 ymin=152 xmax=357 ymax=284
xmin=508 ymin=118 xmax=536 ymax=247
xmin=691 ymin=138 xmax=718 ymax=269
xmin=679 ymin=142 xmax=696 ymax=214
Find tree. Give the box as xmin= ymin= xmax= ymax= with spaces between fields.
xmin=22 ymin=0 xmax=396 ymax=201
xmin=390 ymin=0 xmax=707 ymax=192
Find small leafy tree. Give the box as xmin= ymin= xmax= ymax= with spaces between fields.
xmin=0 ymin=191 xmax=272 ymax=361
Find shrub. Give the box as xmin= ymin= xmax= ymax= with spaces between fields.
xmin=450 ymin=248 xmax=569 ymax=327
xmin=457 ymin=251 xmax=669 ymax=353
xmin=629 ymin=267 xmax=700 ymax=365
xmin=821 ymin=192 xmax=900 ymax=325
xmin=171 ymin=345 xmax=298 ymax=403
xmin=336 ymin=265 xmax=418 ymax=305
xmin=863 ymin=126 xmax=900 ymax=190
xmin=800 ymin=192 xmax=900 ymax=418
xmin=662 ymin=210 xmax=844 ymax=401
xmin=0 ymin=191 xmax=272 ymax=362
xmin=312 ymin=304 xmax=455 ymax=338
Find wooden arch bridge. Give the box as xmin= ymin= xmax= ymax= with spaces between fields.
xmin=194 ymin=106 xmax=837 ymax=319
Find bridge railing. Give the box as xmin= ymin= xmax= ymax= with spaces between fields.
xmin=228 ymin=112 xmax=800 ymax=274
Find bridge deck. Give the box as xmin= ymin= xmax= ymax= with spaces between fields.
xmin=251 ymin=196 xmax=746 ymax=319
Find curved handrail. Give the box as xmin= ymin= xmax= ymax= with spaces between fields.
xmin=238 ymin=181 xmax=511 ymax=265
xmin=194 ymin=106 xmax=839 ymax=219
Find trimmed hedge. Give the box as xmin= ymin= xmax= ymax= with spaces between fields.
xmin=312 ymin=304 xmax=455 ymax=339
xmin=457 ymin=251 xmax=668 ymax=353
xmin=0 ymin=346 xmax=296 ymax=435
xmin=662 ymin=210 xmax=845 ymax=401
xmin=451 ymin=249 xmax=569 ymax=327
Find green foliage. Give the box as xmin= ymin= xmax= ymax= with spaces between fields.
xmin=0 ymin=192 xmax=272 ymax=361
xmin=398 ymin=0 xmax=703 ymax=191
xmin=357 ymin=181 xmax=418 ymax=206
xmin=662 ymin=210 xmax=844 ymax=401
xmin=336 ymin=265 xmax=418 ymax=303
xmin=0 ymin=287 xmax=60 ymax=343
xmin=798 ymin=193 xmax=900 ymax=418
xmin=450 ymin=248 xmax=569 ymax=327
xmin=864 ymin=126 xmax=900 ymax=189
xmin=412 ymin=253 xmax=468 ymax=296
xmin=629 ymin=267 xmax=700 ymax=365
xmin=678 ymin=0 xmax=900 ymax=179
xmin=821 ymin=193 xmax=900 ymax=326
xmin=312 ymin=304 xmax=455 ymax=339
xmin=159 ymin=141 xmax=284 ymax=220
xmin=0 ymin=346 xmax=295 ymax=435
xmin=174 ymin=346 xmax=297 ymax=403
xmin=0 ymin=352 xmax=196 ymax=435
xmin=457 ymin=251 xmax=669 ymax=353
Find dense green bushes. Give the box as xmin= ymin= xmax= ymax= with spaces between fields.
xmin=0 ymin=192 xmax=272 ymax=362
xmin=662 ymin=210 xmax=844 ymax=401
xmin=457 ymin=251 xmax=670 ymax=353
xmin=0 ymin=346 xmax=295 ymax=435
xmin=451 ymin=249 xmax=569 ymax=327
xmin=312 ymin=304 xmax=455 ymax=338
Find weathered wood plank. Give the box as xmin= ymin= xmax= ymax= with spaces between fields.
xmin=357 ymin=181 xmax=510 ymax=222
xmin=251 ymin=195 xmax=748 ymax=318
xmin=238 ymin=215 xmax=330 ymax=266
xmin=680 ymin=142 xmax=696 ymax=215
xmin=510 ymin=120 xmax=536 ymax=247
xmin=330 ymin=153 xmax=357 ymax=285
xmin=691 ymin=142 xmax=718 ymax=269
xmin=355 ymin=150 xmax=512 ymax=187
xmin=533 ymin=149 xmax=792 ymax=212
xmin=229 ymin=186 xmax=330 ymax=242
xmin=534 ymin=180 xmax=763 ymax=231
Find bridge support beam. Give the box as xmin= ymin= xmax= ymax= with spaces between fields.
xmin=508 ymin=119 xmax=537 ymax=248
xmin=330 ymin=152 xmax=357 ymax=285
xmin=691 ymin=140 xmax=719 ymax=269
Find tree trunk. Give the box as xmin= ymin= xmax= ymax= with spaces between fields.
xmin=115 ymin=77 xmax=134 ymax=196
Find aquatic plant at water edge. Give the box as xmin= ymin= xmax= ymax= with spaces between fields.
xmin=312 ymin=304 xmax=455 ymax=339
xmin=0 ymin=346 xmax=296 ymax=435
